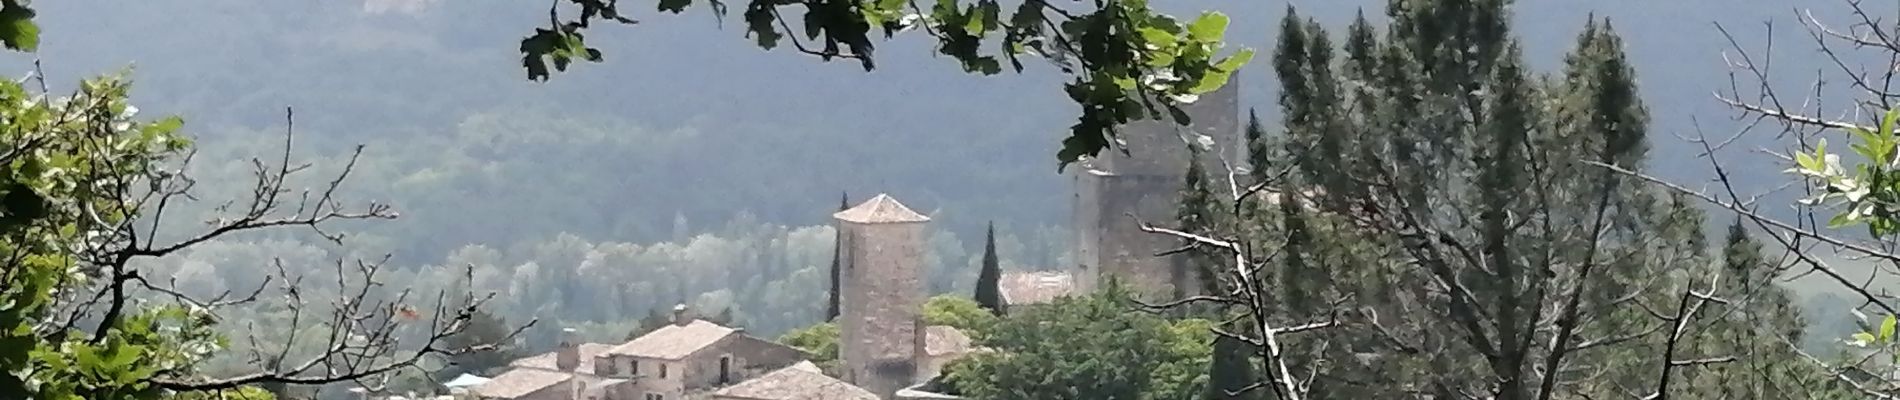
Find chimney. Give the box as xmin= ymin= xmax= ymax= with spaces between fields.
xmin=672 ymin=303 xmax=692 ymax=327
xmin=556 ymin=328 xmax=580 ymax=371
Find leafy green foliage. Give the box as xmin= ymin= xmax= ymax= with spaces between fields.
xmin=778 ymin=322 xmax=840 ymax=373
xmin=941 ymin=281 xmax=1209 ymax=400
xmin=777 ymin=295 xmax=994 ymax=378
xmin=519 ymin=0 xmax=1250 ymax=168
xmin=1788 ymin=107 xmax=1900 ymax=236
xmin=923 ymin=295 xmax=998 ymax=338
xmin=0 ymin=0 xmax=36 ymax=52
xmin=0 ymin=72 xmax=210 ymax=400
xmin=519 ymin=26 xmax=605 ymax=82
xmin=164 ymin=387 xmax=276 ymax=400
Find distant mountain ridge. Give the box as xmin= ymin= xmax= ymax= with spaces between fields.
xmin=0 ymin=0 xmax=1833 ymax=262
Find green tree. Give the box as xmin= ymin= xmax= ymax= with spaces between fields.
xmin=1174 ymin=148 xmax=1216 ymax=302
xmin=974 ymin=222 xmax=1005 ymax=316
xmin=164 ymin=387 xmax=276 ymax=400
xmin=438 ymin=309 xmax=520 ymax=379
xmin=1243 ymin=109 xmax=1271 ymax=182
xmin=924 ymin=295 xmax=1000 ymax=338
xmin=827 ymin=192 xmax=847 ymax=322
xmin=778 ymin=322 xmax=840 ymax=374
xmin=1174 ymin=148 xmax=1253 ymax=400
xmin=0 ymin=72 xmax=497 ymax=399
xmin=1672 ymin=218 xmax=1852 ymax=398
xmin=1209 ymin=3 xmax=1837 ymax=399
xmin=942 ymin=280 xmax=1206 ymax=400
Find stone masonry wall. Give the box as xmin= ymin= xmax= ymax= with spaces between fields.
xmin=1071 ymin=77 xmax=1239 ymax=302
xmin=838 ymin=221 xmax=925 ymax=398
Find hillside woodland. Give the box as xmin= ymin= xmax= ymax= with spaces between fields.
xmin=3 ymin=0 xmax=1900 ymax=399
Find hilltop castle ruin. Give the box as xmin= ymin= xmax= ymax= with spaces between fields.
xmin=1071 ymin=79 xmax=1243 ymax=300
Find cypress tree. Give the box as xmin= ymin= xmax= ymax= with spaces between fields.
xmin=1299 ymin=19 xmax=1342 ymax=169
xmin=1272 ymin=6 xmax=1311 ymax=134
xmin=1184 ymin=146 xmax=1256 ymax=400
xmin=1722 ymin=217 xmax=1761 ymax=278
xmin=1176 ymin=148 xmax=1219 ymax=303
xmin=1276 ymin=186 xmax=1316 ymax=316
xmin=974 ymin=222 xmax=1005 ymax=316
xmin=826 ymin=192 xmax=847 ymax=322
xmin=1343 ymin=10 xmax=1379 ymax=82
xmin=1244 ymin=109 xmax=1272 ymax=184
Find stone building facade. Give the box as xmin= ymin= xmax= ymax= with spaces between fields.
xmin=1071 ymin=78 xmax=1242 ymax=300
xmin=472 ymin=308 xmax=805 ymax=400
xmin=833 ymin=194 xmax=931 ymax=399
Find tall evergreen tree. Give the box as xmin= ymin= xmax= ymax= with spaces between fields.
xmin=1176 ymin=148 xmax=1219 ymax=303
xmin=1179 ymin=147 xmax=1256 ymax=400
xmin=827 ymin=192 xmax=847 ymax=321
xmin=1245 ymin=109 xmax=1272 ymax=183
xmin=1239 ymin=4 xmax=1836 ymax=399
xmin=1272 ymin=7 xmax=1312 ymax=151
xmin=974 ymin=222 xmax=1006 ymax=316
xmin=1676 ymin=216 xmax=1848 ymax=398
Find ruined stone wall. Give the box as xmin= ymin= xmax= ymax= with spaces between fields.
xmin=1092 ymin=77 xmax=1244 ymax=181
xmin=1077 ymin=172 xmax=1198 ymax=300
xmin=838 ymin=221 xmax=925 ymax=399
xmin=1070 ymin=171 xmax=1104 ymax=294
xmin=1071 ymin=78 xmax=1240 ymax=301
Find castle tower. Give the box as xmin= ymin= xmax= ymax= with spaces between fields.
xmin=1072 ymin=77 xmax=1242 ymax=300
xmin=834 ymin=194 xmax=929 ymax=398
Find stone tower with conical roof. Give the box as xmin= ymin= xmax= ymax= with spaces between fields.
xmin=833 ymin=193 xmax=929 ymax=399
xmin=1072 ymin=77 xmax=1242 ymax=300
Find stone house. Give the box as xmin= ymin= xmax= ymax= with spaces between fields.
xmin=596 ymin=307 xmax=808 ymax=400
xmin=472 ymin=306 xmax=805 ymax=400
xmin=471 ymin=328 xmax=628 ymax=400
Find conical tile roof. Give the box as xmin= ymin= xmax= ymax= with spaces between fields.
xmin=833 ymin=193 xmax=930 ymax=224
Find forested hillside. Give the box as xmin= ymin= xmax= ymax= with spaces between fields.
xmin=0 ymin=0 xmax=1832 ymax=254
xmin=2 ymin=0 xmax=1893 ymax=398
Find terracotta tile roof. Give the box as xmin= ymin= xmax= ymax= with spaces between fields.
xmin=999 ymin=271 xmax=1076 ymax=306
xmin=833 ymin=194 xmax=930 ymax=224
xmin=507 ymin=343 xmax=613 ymax=372
xmin=606 ymin=320 xmax=736 ymax=360
xmin=472 ymin=368 xmax=571 ymax=399
xmin=711 ymin=365 xmax=878 ymax=400
xmin=922 ymin=326 xmax=973 ymax=357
